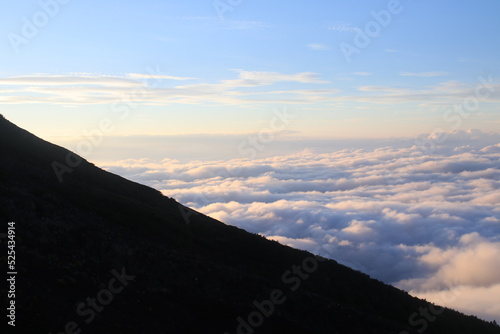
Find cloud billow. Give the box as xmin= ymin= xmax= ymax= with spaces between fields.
xmin=102 ymin=130 xmax=500 ymax=321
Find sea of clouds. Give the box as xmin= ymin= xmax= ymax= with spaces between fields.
xmin=101 ymin=129 xmax=500 ymax=321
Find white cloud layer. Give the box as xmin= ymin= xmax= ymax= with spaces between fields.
xmin=101 ymin=129 xmax=500 ymax=322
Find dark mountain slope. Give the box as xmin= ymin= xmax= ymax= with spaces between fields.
xmin=1 ymin=114 xmax=499 ymax=334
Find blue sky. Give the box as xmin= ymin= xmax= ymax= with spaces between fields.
xmin=1 ymin=0 xmax=499 ymax=150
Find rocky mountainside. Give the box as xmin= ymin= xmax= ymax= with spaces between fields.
xmin=1 ymin=114 xmax=499 ymax=334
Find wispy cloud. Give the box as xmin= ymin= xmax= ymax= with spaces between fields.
xmin=0 ymin=71 xmax=332 ymax=106
xmin=1 ymin=72 xmax=497 ymax=110
xmin=400 ymin=71 xmax=449 ymax=77
xmin=327 ymin=23 xmax=360 ymax=32
xmin=173 ymin=16 xmax=270 ymax=30
xmin=225 ymin=70 xmax=330 ymax=85
xmin=220 ymin=20 xmax=271 ymax=30
xmin=126 ymin=73 xmax=197 ymax=80
xmin=0 ymin=74 xmax=140 ymax=87
xmin=354 ymin=78 xmax=500 ymax=106
xmin=307 ymin=43 xmax=329 ymax=51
